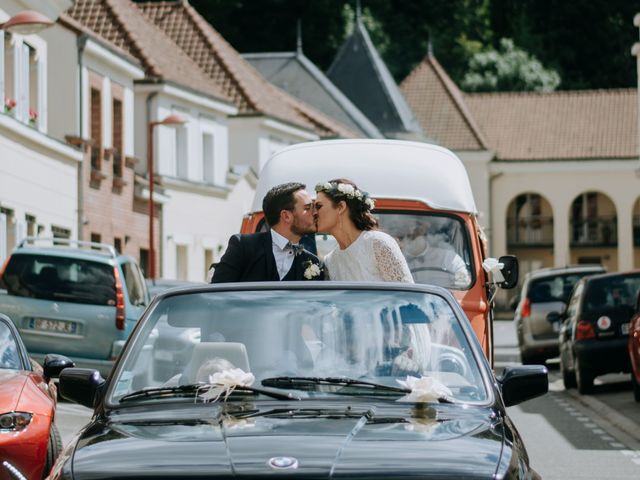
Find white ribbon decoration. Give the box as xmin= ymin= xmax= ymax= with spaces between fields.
xmin=396 ymin=375 xmax=453 ymax=403
xmin=482 ymin=258 xmax=505 ymax=283
xmin=199 ymin=368 xmax=255 ymax=402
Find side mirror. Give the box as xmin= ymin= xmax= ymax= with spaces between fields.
xmin=59 ymin=368 xmax=106 ymax=409
xmin=498 ymin=255 xmax=518 ymax=289
xmin=498 ymin=365 xmax=548 ymax=407
xmin=42 ymin=354 xmax=75 ymax=381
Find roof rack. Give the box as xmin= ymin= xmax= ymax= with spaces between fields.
xmin=17 ymin=237 xmax=118 ymax=259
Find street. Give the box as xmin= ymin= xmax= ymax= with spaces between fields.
xmin=54 ymin=319 xmax=640 ymax=479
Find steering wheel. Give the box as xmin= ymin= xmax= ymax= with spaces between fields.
xmin=410 ymin=266 xmax=454 ymax=275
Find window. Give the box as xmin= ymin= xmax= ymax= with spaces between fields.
xmin=176 ymin=125 xmax=188 ymax=179
xmin=2 ymin=254 xmax=116 ymax=305
xmin=27 ymin=43 xmax=38 ymax=126
xmin=90 ymin=233 xmax=101 ymax=248
xmin=202 ymin=132 xmax=214 ymax=183
xmin=139 ymin=248 xmax=149 ymax=278
xmin=25 ymin=214 xmax=36 ymax=237
xmin=90 ymin=88 xmax=102 ymax=170
xmin=122 ymin=261 xmax=146 ymax=306
xmin=4 ymin=35 xmax=15 ymax=114
xmin=114 ymin=237 xmax=122 ymax=254
xmin=112 ymin=97 xmax=123 ymax=178
xmin=176 ymin=245 xmax=188 ymax=280
xmin=52 ymin=226 xmax=71 ymax=246
xmin=0 ymin=207 xmax=16 ymax=254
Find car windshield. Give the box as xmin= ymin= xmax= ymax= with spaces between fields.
xmin=0 ymin=322 xmax=22 ymax=370
xmin=528 ymin=272 xmax=600 ymax=304
xmin=110 ymin=288 xmax=489 ymax=404
xmin=1 ymin=253 xmax=116 ymax=306
xmin=315 ymin=213 xmax=473 ymax=290
xmin=585 ymin=274 xmax=640 ymax=310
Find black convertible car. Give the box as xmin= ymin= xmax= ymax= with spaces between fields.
xmin=49 ymin=283 xmax=546 ymax=479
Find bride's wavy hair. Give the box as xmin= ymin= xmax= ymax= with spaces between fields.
xmin=320 ymin=178 xmax=378 ymax=231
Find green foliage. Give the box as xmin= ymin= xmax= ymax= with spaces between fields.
xmin=461 ymin=38 xmax=561 ymax=92
xmin=188 ymin=0 xmax=640 ymax=91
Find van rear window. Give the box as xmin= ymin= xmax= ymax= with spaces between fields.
xmin=1 ymin=254 xmax=116 ymax=306
xmin=528 ymin=273 xmax=595 ymax=304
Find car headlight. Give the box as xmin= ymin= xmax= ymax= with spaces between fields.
xmin=0 ymin=412 xmax=32 ymax=431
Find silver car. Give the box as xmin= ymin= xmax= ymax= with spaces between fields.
xmin=515 ymin=265 xmax=605 ymax=364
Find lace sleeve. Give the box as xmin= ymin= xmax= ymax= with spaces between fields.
xmin=372 ymin=234 xmax=414 ymax=283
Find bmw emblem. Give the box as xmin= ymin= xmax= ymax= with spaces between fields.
xmin=268 ymin=456 xmax=299 ymax=470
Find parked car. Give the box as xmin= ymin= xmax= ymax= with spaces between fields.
xmin=515 ymin=265 xmax=605 ymax=364
xmin=627 ymin=287 xmax=640 ymax=401
xmin=0 ymin=237 xmax=150 ymax=377
xmin=557 ymin=271 xmax=640 ymax=394
xmin=241 ymin=139 xmax=519 ymax=363
xmin=50 ymin=282 xmax=546 ymax=479
xmin=0 ymin=313 xmax=74 ymax=479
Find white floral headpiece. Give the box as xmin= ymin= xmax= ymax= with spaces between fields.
xmin=315 ymin=182 xmax=375 ymax=210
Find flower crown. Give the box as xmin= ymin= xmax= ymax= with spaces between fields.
xmin=315 ymin=182 xmax=376 ymax=210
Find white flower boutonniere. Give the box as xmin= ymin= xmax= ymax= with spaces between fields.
xmin=303 ymin=260 xmax=322 ymax=280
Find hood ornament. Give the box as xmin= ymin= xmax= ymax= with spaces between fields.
xmin=268 ymin=456 xmax=299 ymax=470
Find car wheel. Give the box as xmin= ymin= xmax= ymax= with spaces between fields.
xmin=632 ymin=373 xmax=640 ymax=403
xmin=575 ymin=357 xmax=594 ymax=395
xmin=560 ymin=354 xmax=576 ymax=389
xmin=43 ymin=423 xmax=63 ymax=479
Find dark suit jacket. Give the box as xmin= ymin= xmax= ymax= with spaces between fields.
xmin=211 ymin=231 xmax=324 ymax=283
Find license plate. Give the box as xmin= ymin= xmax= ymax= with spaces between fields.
xmin=621 ymin=323 xmax=630 ymax=335
xmin=29 ymin=318 xmax=78 ymax=334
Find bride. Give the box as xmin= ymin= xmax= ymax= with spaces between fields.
xmin=314 ymin=179 xmax=413 ymax=283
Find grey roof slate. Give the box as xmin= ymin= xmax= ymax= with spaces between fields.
xmin=244 ymin=51 xmax=383 ymax=138
xmin=327 ymin=19 xmax=425 ymax=139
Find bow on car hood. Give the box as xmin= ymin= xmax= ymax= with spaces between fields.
xmin=70 ymin=402 xmax=505 ymax=478
xmin=0 ymin=370 xmax=28 ymax=411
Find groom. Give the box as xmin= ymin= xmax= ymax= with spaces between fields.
xmin=211 ymin=182 xmax=324 ymax=282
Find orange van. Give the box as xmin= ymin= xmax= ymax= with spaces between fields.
xmin=240 ymin=140 xmax=518 ymax=364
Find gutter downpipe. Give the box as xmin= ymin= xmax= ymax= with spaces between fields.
xmin=145 ymin=91 xmax=159 ymax=277
xmin=634 ymin=14 xmax=640 ymax=177
xmin=77 ymin=33 xmax=88 ymax=241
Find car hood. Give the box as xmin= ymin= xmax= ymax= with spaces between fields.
xmin=0 ymin=370 xmax=27 ymax=411
xmin=71 ymin=401 xmax=505 ymax=478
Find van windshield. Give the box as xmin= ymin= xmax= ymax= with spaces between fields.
xmin=1 ymin=254 xmax=116 ymax=306
xmin=314 ymin=213 xmax=473 ymax=290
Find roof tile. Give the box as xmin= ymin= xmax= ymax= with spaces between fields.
xmin=136 ymin=0 xmax=356 ymax=138
xmin=465 ymin=89 xmax=638 ymax=160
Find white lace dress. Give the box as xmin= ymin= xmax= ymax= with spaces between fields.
xmin=324 ymin=230 xmax=414 ymax=283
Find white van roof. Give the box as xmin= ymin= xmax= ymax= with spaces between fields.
xmin=251 ymin=140 xmax=477 ymax=214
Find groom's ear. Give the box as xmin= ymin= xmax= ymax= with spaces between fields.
xmin=280 ymin=209 xmax=293 ymax=225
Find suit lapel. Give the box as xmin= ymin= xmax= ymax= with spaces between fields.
xmin=263 ymin=232 xmax=279 ymax=281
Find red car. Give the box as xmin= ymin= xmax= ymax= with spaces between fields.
xmin=629 ymin=290 xmax=640 ymax=402
xmin=0 ymin=313 xmax=73 ymax=480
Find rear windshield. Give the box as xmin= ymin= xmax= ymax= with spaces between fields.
xmin=528 ymin=272 xmax=600 ymax=304
xmin=585 ymin=274 xmax=640 ymax=311
xmin=1 ymin=253 xmax=116 ymax=306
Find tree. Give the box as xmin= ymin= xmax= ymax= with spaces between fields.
xmin=461 ymin=38 xmax=561 ymax=92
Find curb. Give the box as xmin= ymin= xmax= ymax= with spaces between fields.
xmin=565 ymin=388 xmax=640 ymax=447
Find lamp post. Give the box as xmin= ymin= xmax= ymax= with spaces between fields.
xmin=147 ymin=114 xmax=187 ymax=280
xmin=0 ymin=10 xmax=53 ymax=34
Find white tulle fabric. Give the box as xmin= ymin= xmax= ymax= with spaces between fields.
xmin=324 ymin=230 xmax=414 ymax=283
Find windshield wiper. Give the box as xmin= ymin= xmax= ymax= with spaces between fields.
xmin=261 ymin=376 xmax=409 ymax=393
xmin=119 ymin=383 xmax=299 ymax=403
xmin=261 ymin=376 xmax=455 ymax=403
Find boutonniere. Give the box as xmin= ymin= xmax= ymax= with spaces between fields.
xmin=303 ymin=260 xmax=323 ymax=280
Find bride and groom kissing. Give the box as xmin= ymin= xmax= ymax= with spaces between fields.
xmin=211 ymin=180 xmax=413 ymax=284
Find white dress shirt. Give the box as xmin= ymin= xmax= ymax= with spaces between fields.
xmin=271 ymin=229 xmax=296 ymax=280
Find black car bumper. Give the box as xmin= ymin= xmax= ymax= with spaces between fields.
xmin=574 ymin=338 xmax=631 ymax=375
